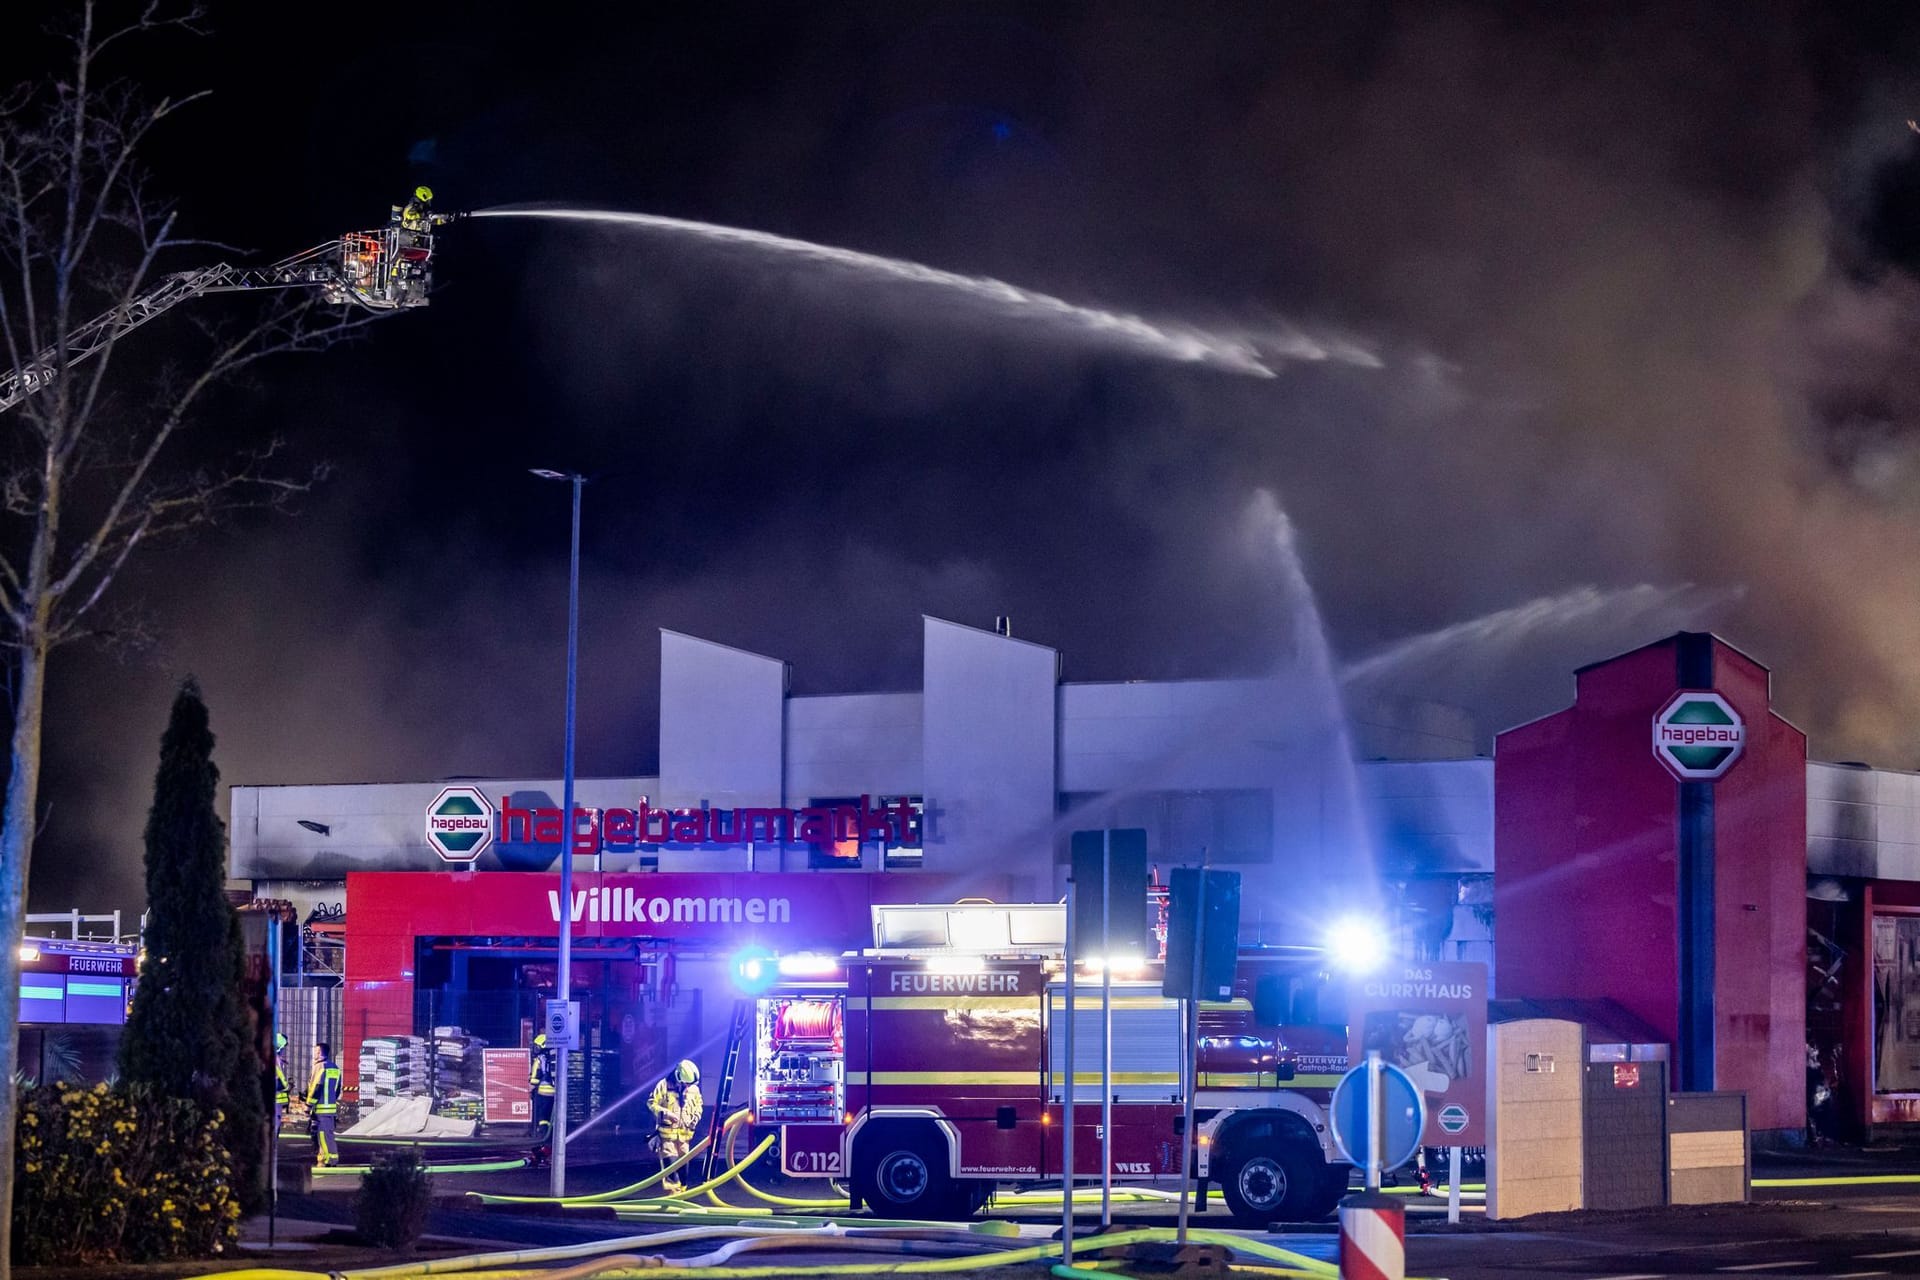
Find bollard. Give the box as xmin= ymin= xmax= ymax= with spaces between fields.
xmin=1338 ymin=1191 xmax=1405 ymax=1280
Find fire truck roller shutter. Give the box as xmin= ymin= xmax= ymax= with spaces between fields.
xmin=1048 ymin=987 xmax=1183 ymax=1102
xmin=1212 ymin=1109 xmax=1350 ymax=1226
xmin=849 ymin=1117 xmax=981 ymax=1221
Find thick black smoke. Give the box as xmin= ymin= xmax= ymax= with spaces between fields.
xmin=25 ymin=1 xmax=1920 ymax=912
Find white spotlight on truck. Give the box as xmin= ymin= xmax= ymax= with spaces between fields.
xmin=1326 ymin=916 xmax=1388 ymax=972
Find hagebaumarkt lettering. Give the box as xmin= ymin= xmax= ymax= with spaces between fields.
xmin=500 ymin=793 xmax=919 ymax=852
xmin=1652 ymin=690 xmax=1746 ymax=781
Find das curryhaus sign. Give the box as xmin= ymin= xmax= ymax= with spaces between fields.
xmin=1652 ymin=690 xmax=1746 ymax=781
xmin=423 ymin=791 xmax=920 ymax=865
xmin=1346 ymin=960 xmax=1487 ymax=1147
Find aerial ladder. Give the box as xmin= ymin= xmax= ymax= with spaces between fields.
xmin=0 ymin=194 xmax=462 ymax=416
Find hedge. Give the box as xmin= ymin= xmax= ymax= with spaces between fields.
xmin=11 ymin=1080 xmax=241 ymax=1263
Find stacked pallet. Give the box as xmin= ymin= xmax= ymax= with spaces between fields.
xmin=430 ymin=1026 xmax=489 ymax=1113
xmin=357 ymin=1035 xmax=430 ymax=1103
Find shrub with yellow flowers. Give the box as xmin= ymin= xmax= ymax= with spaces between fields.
xmin=11 ymin=1080 xmax=240 ymax=1263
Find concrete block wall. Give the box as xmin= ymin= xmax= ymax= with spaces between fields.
xmin=1486 ymin=1018 xmax=1585 ymax=1220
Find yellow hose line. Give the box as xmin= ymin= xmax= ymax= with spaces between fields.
xmin=342 ymin=1223 xmax=837 ymax=1280
xmin=325 ymin=1224 xmax=1337 ymax=1280
xmin=701 ymin=1107 xmax=851 ymax=1211
xmin=471 ymin=1138 xmax=711 ymax=1205
xmin=1753 ymin=1174 xmax=1920 ymax=1187
xmin=700 ymin=1114 xmax=844 ymax=1211
xmin=995 ymin=1190 xmax=1179 ymax=1206
xmin=345 ymin=1227 xmax=1027 ymax=1280
xmin=471 ymin=1109 xmax=753 ymax=1206
xmin=572 ymin=1134 xmax=779 ymax=1214
xmin=732 ymin=1178 xmax=852 ymax=1210
xmin=569 ymin=1228 xmax=1334 ymax=1279
xmin=1186 ymin=1231 xmax=1336 ymax=1275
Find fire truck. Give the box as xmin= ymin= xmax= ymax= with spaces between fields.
xmin=738 ymin=900 xmax=1359 ymax=1226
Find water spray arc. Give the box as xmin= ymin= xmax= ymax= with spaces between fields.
xmin=470 ymin=207 xmax=1373 ymax=377
xmin=1341 ymin=583 xmax=1744 ymax=692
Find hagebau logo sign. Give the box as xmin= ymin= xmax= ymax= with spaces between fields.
xmin=426 ymin=786 xmax=494 ymax=863
xmin=1653 ymin=691 xmax=1745 ymax=781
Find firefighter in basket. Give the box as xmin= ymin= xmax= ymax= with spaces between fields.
xmin=394 ymin=185 xmax=436 ymax=233
xmin=648 ymin=1059 xmax=703 ymax=1193
xmin=529 ymin=1031 xmax=557 ymax=1167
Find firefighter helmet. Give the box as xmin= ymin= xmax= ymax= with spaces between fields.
xmin=414 ymin=185 xmax=434 ymax=203
xmin=674 ymin=1059 xmax=699 ymax=1086
xmin=533 ymin=1031 xmax=548 ymax=1049
xmin=274 ymin=1032 xmax=288 ymax=1052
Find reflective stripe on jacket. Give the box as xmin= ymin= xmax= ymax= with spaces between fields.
xmin=308 ymin=1063 xmax=342 ymax=1113
xmin=531 ymin=1051 xmax=556 ymax=1096
xmin=649 ymin=1078 xmax=703 ymax=1139
xmin=275 ymin=1061 xmax=290 ymax=1105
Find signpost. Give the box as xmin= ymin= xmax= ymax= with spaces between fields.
xmin=1330 ymin=1055 xmax=1426 ymax=1186
xmin=1061 ymin=877 xmax=1076 ymax=1266
xmin=1331 ymin=1054 xmax=1424 ymax=1280
xmin=544 ymin=998 xmax=579 ymax=1049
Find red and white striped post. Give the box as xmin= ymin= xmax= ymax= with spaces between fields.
xmin=1338 ymin=1191 xmax=1405 ymax=1280
xmin=1340 ymin=1052 xmax=1406 ymax=1280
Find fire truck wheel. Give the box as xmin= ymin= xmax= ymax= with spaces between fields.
xmin=1217 ymin=1139 xmax=1322 ymax=1226
xmin=852 ymin=1124 xmax=969 ymax=1220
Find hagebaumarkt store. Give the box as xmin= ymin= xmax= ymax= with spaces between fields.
xmin=230 ymin=618 xmax=1920 ymax=1142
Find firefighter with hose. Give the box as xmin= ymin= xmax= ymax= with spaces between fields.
xmin=529 ymin=1031 xmax=557 ymax=1167
xmin=394 ymin=185 xmax=436 ymax=232
xmin=649 ymin=1059 xmax=703 ymax=1193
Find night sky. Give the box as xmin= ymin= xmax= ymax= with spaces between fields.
xmin=14 ymin=1 xmax=1920 ymax=914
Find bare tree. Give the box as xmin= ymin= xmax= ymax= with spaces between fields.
xmin=0 ymin=6 xmax=384 ymax=1265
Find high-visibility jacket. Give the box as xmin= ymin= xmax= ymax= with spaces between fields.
xmin=530 ymin=1050 xmax=556 ymax=1097
xmin=307 ymin=1062 xmax=342 ymax=1114
xmin=275 ymin=1060 xmax=290 ymax=1106
xmin=649 ymin=1079 xmax=702 ymax=1140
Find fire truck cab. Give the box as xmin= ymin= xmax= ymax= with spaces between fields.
xmin=747 ymin=901 xmax=1356 ymax=1226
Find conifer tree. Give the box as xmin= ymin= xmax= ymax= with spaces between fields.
xmin=120 ymin=678 xmax=266 ymax=1208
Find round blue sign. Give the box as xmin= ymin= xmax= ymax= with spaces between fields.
xmin=1329 ymin=1059 xmax=1426 ymax=1172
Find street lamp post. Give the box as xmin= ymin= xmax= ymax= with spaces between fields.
xmin=532 ymin=467 xmax=586 ymax=1198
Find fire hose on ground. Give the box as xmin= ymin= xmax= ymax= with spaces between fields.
xmin=207 ymin=1222 xmax=1344 ymax=1280
xmin=470 ymin=1107 xmax=1213 ymax=1217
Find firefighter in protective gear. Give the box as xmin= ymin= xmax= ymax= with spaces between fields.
xmin=529 ymin=1031 xmax=557 ymax=1166
xmin=307 ymin=1043 xmax=342 ymax=1167
xmin=648 ymin=1059 xmax=703 ymax=1192
xmin=273 ymin=1032 xmax=290 ymax=1134
xmin=397 ymin=185 xmax=435 ymax=232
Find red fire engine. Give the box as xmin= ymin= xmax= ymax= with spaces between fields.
xmin=740 ymin=901 xmax=1357 ymax=1226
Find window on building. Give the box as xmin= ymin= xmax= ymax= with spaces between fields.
xmin=804 ymin=796 xmax=924 ymax=871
